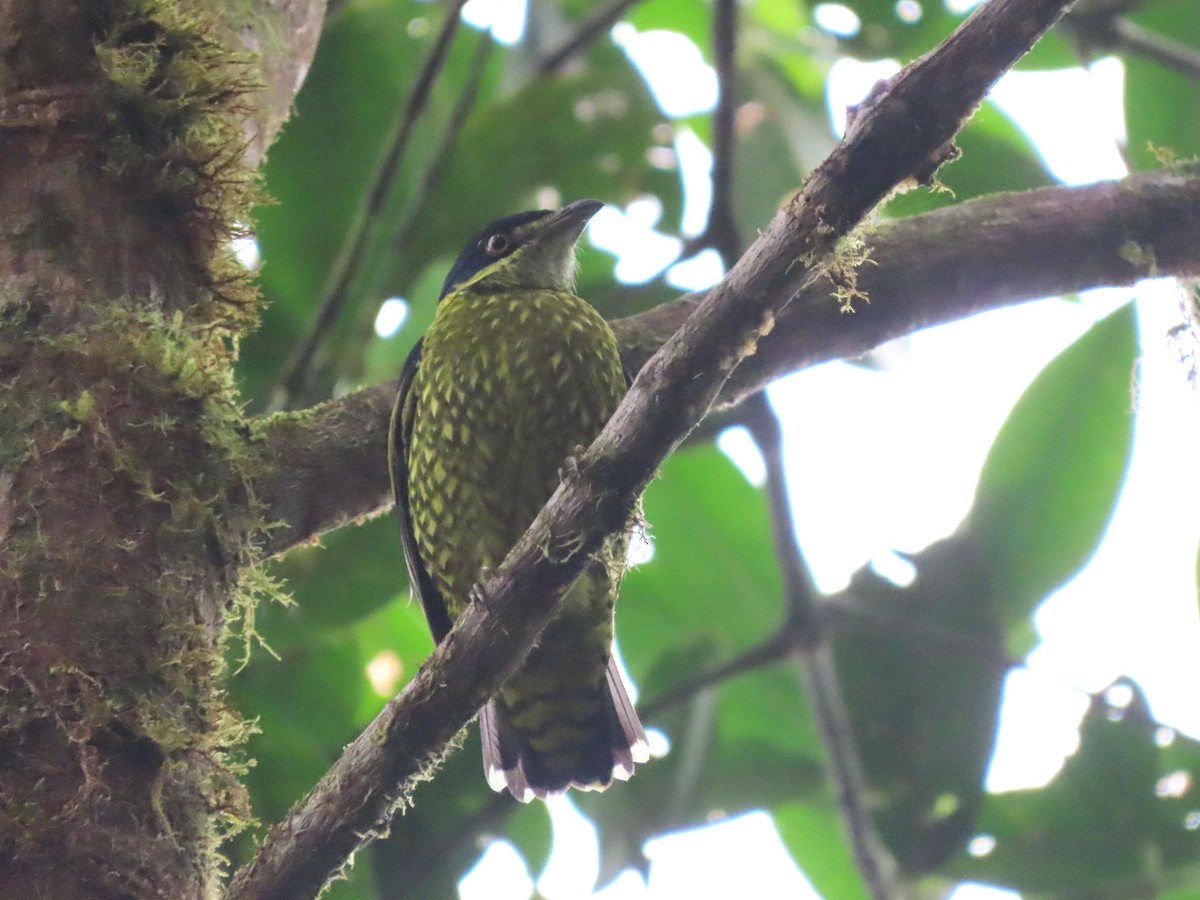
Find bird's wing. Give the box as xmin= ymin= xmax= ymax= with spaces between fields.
xmin=389 ymin=337 xmax=454 ymax=642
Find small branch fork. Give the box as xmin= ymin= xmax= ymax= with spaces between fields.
xmin=229 ymin=2 xmax=1078 ymax=896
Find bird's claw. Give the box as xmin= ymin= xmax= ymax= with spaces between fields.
xmin=470 ymin=571 xmax=494 ymax=609
xmin=559 ymin=448 xmax=586 ymax=481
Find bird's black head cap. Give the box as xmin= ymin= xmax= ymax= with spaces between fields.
xmin=438 ymin=200 xmax=604 ymax=299
xmin=439 ymin=209 xmax=551 ymax=299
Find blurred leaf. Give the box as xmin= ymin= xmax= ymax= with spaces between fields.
xmin=749 ymin=0 xmax=812 ymax=37
xmin=265 ymin=515 xmax=411 ymax=641
xmin=322 ymin=869 xmax=377 ymax=900
xmin=834 ymin=537 xmax=1006 ymax=873
xmin=626 ymin=0 xmax=713 ymax=58
xmin=967 ymin=303 xmax=1136 ymax=652
xmin=774 ymin=802 xmax=869 ymax=900
xmin=733 ymin=61 xmax=836 ymax=237
xmin=620 ymin=445 xmax=785 ymax=688
xmin=359 ymin=260 xmax=444 ymax=393
xmin=954 ymin=679 xmax=1200 ymax=895
xmin=387 ymin=42 xmax=682 ymax=290
xmin=240 ymin=0 xmax=496 ymax=409
xmin=1124 ymin=0 xmax=1200 ymax=170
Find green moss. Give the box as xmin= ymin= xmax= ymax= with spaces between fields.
xmin=0 ymin=303 xmax=269 ymax=874
xmin=1119 ymin=240 xmax=1157 ymax=275
xmin=57 ymin=390 xmax=95 ymax=422
xmin=91 ymin=0 xmax=264 ymax=333
xmin=828 ymin=229 xmax=874 ymax=314
xmin=0 ymin=0 xmax=288 ymax=886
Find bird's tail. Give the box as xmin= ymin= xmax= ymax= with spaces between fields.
xmin=480 ymin=655 xmax=649 ymax=802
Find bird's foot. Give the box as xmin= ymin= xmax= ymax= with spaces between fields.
xmin=470 ymin=571 xmax=494 ymax=609
xmin=559 ymin=447 xmax=586 ymax=482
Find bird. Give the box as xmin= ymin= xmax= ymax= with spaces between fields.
xmin=389 ymin=198 xmax=649 ymax=802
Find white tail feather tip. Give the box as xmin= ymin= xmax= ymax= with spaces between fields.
xmin=630 ymin=736 xmax=651 ymax=765
xmin=485 ymin=765 xmax=510 ymax=794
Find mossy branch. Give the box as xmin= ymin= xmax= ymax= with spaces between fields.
xmin=229 ymin=1 xmax=1078 ymax=896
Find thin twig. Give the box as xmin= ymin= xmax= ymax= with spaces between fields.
xmin=739 ymin=394 xmax=822 ymax=639
xmin=684 ymin=0 xmax=742 ymax=263
xmin=640 ymin=578 xmax=1037 ymax=728
xmin=385 ymin=31 xmax=494 ymax=269
xmin=796 ymin=643 xmax=901 ymax=898
xmin=1064 ymin=7 xmax=1200 ymax=81
xmin=271 ymin=0 xmax=470 ymax=411
xmin=641 ymin=627 xmax=796 ymax=718
xmin=741 ymin=394 xmax=901 ymax=898
xmin=535 ymin=0 xmax=643 ymax=74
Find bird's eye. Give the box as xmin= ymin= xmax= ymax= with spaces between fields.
xmin=485 ymin=233 xmax=510 ymax=255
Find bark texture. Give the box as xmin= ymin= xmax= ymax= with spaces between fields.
xmin=0 ymin=1 xmax=320 ymax=895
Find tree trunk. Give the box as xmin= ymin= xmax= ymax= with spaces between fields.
xmin=0 ymin=1 xmax=321 ymax=895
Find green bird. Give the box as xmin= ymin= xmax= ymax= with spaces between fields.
xmin=389 ymin=199 xmax=648 ymax=801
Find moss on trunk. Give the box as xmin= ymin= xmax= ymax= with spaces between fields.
xmin=0 ymin=1 xmax=270 ymax=894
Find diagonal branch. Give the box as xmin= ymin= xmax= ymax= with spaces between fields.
xmin=247 ymin=165 xmax=1200 ymax=559
xmin=536 ymin=0 xmax=644 ymax=74
xmin=228 ymin=1 xmax=1078 ymax=896
xmin=384 ymin=31 xmax=494 ymax=265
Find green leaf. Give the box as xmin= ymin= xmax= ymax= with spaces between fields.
xmin=1124 ymin=0 xmax=1200 ymax=170
xmin=620 ymin=445 xmax=786 ymax=687
xmin=732 ymin=61 xmax=836 ymax=238
xmin=954 ymin=679 xmax=1200 ymax=895
xmin=774 ymin=802 xmax=869 ymax=900
xmin=265 ymin=515 xmax=412 ymax=641
xmin=834 ymin=537 xmax=1007 ymax=873
xmin=967 ymin=303 xmax=1136 ymax=651
xmin=626 ymin=0 xmax=713 ymax=59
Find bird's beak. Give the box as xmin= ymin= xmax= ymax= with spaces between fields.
xmin=542 ymin=198 xmax=604 ymax=245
